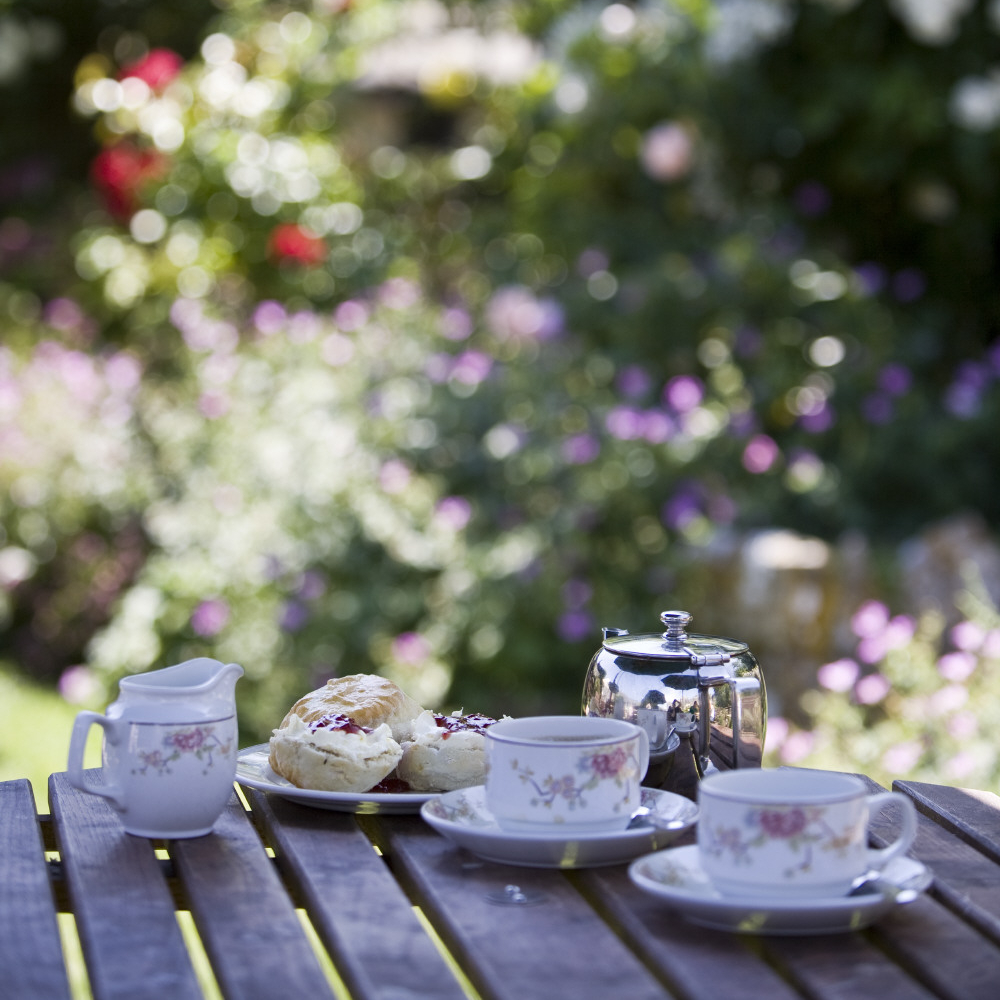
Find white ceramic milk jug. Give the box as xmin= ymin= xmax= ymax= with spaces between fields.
xmin=67 ymin=658 xmax=243 ymax=838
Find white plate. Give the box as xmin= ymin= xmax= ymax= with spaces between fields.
xmin=235 ymin=744 xmax=435 ymax=814
xmin=628 ymin=845 xmax=932 ymax=935
xmin=420 ymin=785 xmax=698 ymax=868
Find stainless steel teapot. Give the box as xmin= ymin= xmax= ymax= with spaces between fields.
xmin=581 ymin=610 xmax=766 ymax=796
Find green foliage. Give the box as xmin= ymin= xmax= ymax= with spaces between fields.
xmin=2 ymin=0 xmax=1000 ymax=767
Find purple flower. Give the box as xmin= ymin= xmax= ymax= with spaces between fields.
xmin=733 ymin=326 xmax=763 ymax=358
xmin=663 ymin=375 xmax=704 ymax=413
xmin=451 ymin=350 xmax=493 ymax=386
xmin=938 ymin=651 xmax=976 ymax=682
xmin=742 ymin=434 xmax=779 ymax=474
xmin=280 ymin=601 xmax=310 ymax=632
xmin=191 ymin=599 xmax=230 ymax=637
xmin=854 ymin=262 xmax=886 ymax=296
xmin=605 ymin=405 xmax=645 ymax=440
xmin=854 ymin=672 xmax=890 ymax=705
xmin=576 ymin=248 xmax=610 ymax=278
xmin=661 ymin=488 xmax=701 ymax=531
xmin=892 ymin=268 xmax=926 ymax=303
xmin=441 ymin=307 xmax=472 ymax=341
xmin=562 ymin=433 xmax=600 ymax=464
xmin=878 ymin=363 xmax=912 ymax=396
xmin=851 ymin=600 xmax=889 ymax=638
xmin=392 ymin=631 xmax=430 ymax=664
xmin=642 ymin=409 xmax=675 ymax=443
xmin=333 ymin=299 xmax=369 ymax=332
xmin=562 ymin=578 xmax=592 ymax=610
xmin=799 ymin=402 xmax=834 ymax=433
xmin=557 ymin=610 xmax=594 ymax=642
xmin=616 ymin=364 xmax=652 ymax=399
xmin=434 ymin=496 xmax=472 ymax=531
xmin=486 ymin=286 xmax=564 ymax=340
xmin=253 ymin=300 xmax=287 ymax=335
xmin=861 ymin=393 xmax=894 ymax=425
xmin=793 ymin=180 xmax=831 ymax=217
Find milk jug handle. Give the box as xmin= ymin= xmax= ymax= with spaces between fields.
xmin=67 ymin=711 xmax=125 ymax=811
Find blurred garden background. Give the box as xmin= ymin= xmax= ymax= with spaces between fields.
xmin=3 ymin=0 xmax=1000 ymax=796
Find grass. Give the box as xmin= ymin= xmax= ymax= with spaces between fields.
xmin=0 ymin=664 xmax=103 ymax=811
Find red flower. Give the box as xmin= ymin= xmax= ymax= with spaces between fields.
xmin=268 ymin=223 xmax=327 ymax=266
xmin=91 ymin=142 xmax=168 ymax=219
xmin=119 ymin=48 xmax=184 ymax=91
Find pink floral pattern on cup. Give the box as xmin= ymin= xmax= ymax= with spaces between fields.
xmin=511 ymin=744 xmax=640 ymax=818
xmin=701 ymin=804 xmax=860 ymax=880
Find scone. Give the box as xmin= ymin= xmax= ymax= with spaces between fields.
xmin=269 ymin=713 xmax=402 ymax=792
xmin=396 ymin=710 xmax=497 ymax=792
xmin=279 ymin=673 xmax=423 ymax=742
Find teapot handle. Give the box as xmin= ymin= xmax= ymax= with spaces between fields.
xmin=697 ymin=669 xmax=763 ymax=773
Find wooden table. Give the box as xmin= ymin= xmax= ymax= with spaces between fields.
xmin=3 ymin=770 xmax=1000 ymax=1000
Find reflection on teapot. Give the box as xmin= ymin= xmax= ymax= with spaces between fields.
xmin=582 ymin=610 xmax=766 ymax=798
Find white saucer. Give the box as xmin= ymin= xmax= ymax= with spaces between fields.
xmin=235 ymin=744 xmax=434 ymax=814
xmin=628 ymin=845 xmax=932 ymax=935
xmin=420 ymin=785 xmax=698 ymax=869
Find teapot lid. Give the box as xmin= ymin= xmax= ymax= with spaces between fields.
xmin=601 ymin=610 xmax=747 ymax=666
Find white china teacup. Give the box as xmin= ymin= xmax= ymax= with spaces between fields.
xmin=697 ymin=769 xmax=918 ymax=899
xmin=484 ymin=715 xmax=649 ymax=833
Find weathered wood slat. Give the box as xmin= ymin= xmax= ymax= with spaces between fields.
xmin=857 ymin=775 xmax=1000 ymax=997
xmin=48 ymin=771 xmax=203 ymax=1000
xmin=0 ymin=779 xmax=73 ymax=1000
xmin=761 ymin=926 xmax=937 ymax=1000
xmin=866 ymin=894 xmax=1000 ymax=1000
xmin=895 ymin=781 xmax=1000 ymax=864
xmin=371 ymin=814 xmax=672 ymax=1000
xmin=574 ymin=864 xmax=802 ymax=1000
xmin=169 ymin=792 xmax=335 ymax=999
xmin=247 ymin=788 xmax=468 ymax=1000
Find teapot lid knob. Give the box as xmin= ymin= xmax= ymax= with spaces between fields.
xmin=660 ymin=610 xmax=692 ymax=645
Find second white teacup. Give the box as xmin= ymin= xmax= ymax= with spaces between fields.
xmin=485 ymin=715 xmax=649 ymax=833
xmin=697 ymin=769 xmax=918 ymax=899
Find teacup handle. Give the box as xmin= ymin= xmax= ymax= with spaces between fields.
xmin=67 ymin=711 xmax=125 ymax=812
xmin=634 ymin=723 xmax=650 ymax=782
xmin=865 ymin=790 xmax=918 ymax=869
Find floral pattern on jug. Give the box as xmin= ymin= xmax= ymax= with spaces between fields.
xmin=133 ymin=723 xmax=235 ymax=777
xmin=511 ymin=744 xmax=641 ymax=818
xmin=701 ymin=805 xmax=860 ymax=879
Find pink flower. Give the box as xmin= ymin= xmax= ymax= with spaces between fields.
xmin=850 ymin=600 xmax=889 ymax=638
xmin=817 ymin=658 xmax=859 ymax=692
xmin=392 ymin=632 xmax=430 ymax=665
xmin=168 ymin=727 xmax=207 ymax=752
xmin=590 ymin=747 xmax=628 ymax=779
xmin=854 ymin=672 xmax=890 ymax=704
xmin=951 ymin=620 xmax=985 ymax=652
xmin=937 ymin=651 xmax=976 ymax=682
xmin=742 ymin=434 xmax=779 ymax=474
xmin=756 ymin=807 xmax=808 ymax=838
xmin=119 ymin=49 xmax=184 ymax=91
xmin=191 ymin=599 xmax=230 ymax=637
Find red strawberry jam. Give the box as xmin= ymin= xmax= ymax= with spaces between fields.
xmin=310 ymin=713 xmax=372 ymax=735
xmin=433 ymin=712 xmax=496 ymax=739
xmin=367 ymin=776 xmax=412 ymax=794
